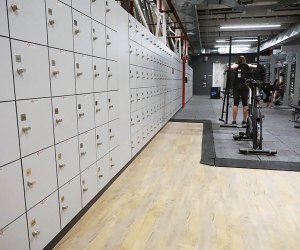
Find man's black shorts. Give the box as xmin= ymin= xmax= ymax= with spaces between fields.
xmin=233 ymin=84 xmax=249 ymax=107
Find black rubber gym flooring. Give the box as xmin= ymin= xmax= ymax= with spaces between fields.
xmin=171 ymin=96 xmax=300 ymax=171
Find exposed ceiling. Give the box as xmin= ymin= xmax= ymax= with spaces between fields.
xmin=173 ymin=0 xmax=300 ymax=54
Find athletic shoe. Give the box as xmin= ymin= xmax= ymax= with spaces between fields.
xmin=232 ymin=121 xmax=237 ymax=125
xmin=242 ymin=121 xmax=247 ymax=127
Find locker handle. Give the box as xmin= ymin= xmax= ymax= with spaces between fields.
xmin=93 ymin=36 xmax=98 ymax=41
xmin=79 ymin=113 xmax=85 ymax=117
xmin=137 ymin=120 xmax=140 ymax=122
xmin=92 ymin=0 xmax=96 ymax=2
xmin=32 ymin=230 xmax=40 ymax=237
xmin=132 ymin=146 xmax=135 ymax=149
xmin=131 ymin=100 xmax=134 ymax=102
xmin=81 ymin=152 xmax=86 ymax=156
xmin=98 ymin=174 xmax=103 ymax=178
xmin=94 ymin=73 xmax=100 ymax=77
xmin=62 ymin=205 xmax=69 ymax=210
xmin=106 ymin=42 xmax=112 ymax=45
xmin=11 ymin=4 xmax=19 ymax=12
xmin=83 ymin=188 xmax=89 ymax=192
xmin=77 ymin=72 xmax=83 ymax=77
xmin=52 ymin=70 xmax=60 ymax=76
xmin=56 ymin=118 xmax=63 ymax=124
xmin=136 ymin=53 xmax=140 ymax=56
xmin=110 ymin=135 xmax=114 ymax=139
xmin=131 ymin=123 xmax=135 ymax=126
xmin=27 ymin=180 xmax=36 ymax=187
xmin=97 ymin=142 xmax=102 ymax=146
xmin=59 ymin=164 xmax=66 ymax=169
xmin=109 ymin=105 xmax=114 ymax=109
xmin=49 ymin=19 xmax=55 ymax=25
xmin=111 ymin=164 xmax=115 ymax=167
xmin=108 ymin=74 xmax=113 ymax=78
xmin=130 ymin=75 xmax=134 ymax=78
xmin=75 ymin=29 xmax=80 ymax=34
xmin=96 ymin=108 xmax=101 ymax=113
xmin=22 ymin=126 xmax=31 ymax=133
xmin=106 ymin=8 xmax=111 ymax=13
xmin=17 ymin=68 xmax=26 ymax=75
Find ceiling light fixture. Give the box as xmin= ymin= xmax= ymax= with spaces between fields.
xmin=216 ymin=39 xmax=258 ymax=43
xmin=215 ymin=44 xmax=251 ymax=48
xmin=220 ymin=24 xmax=281 ymax=29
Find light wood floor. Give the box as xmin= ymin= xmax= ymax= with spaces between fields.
xmin=55 ymin=122 xmax=300 ymax=250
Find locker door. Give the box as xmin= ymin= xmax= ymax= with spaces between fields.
xmin=130 ymin=89 xmax=137 ymax=112
xmin=130 ymin=111 xmax=137 ymax=135
xmin=0 ymin=160 xmax=25 ymax=230
xmin=105 ymin=0 xmax=121 ymax=31
xmin=109 ymin=119 xmax=119 ymax=150
xmin=59 ymin=175 xmax=82 ymax=228
xmin=109 ymin=147 xmax=120 ymax=178
xmin=77 ymin=94 xmax=95 ymax=134
xmin=95 ymin=124 xmax=109 ymax=160
xmin=131 ymin=134 xmax=138 ymax=157
xmin=0 ymin=37 xmax=14 ymax=102
xmin=136 ymin=89 xmax=142 ymax=110
xmin=72 ymin=0 xmax=91 ymax=16
xmin=135 ymin=44 xmax=140 ymax=67
xmin=46 ymin=0 xmax=73 ymax=51
xmin=92 ymin=21 xmax=106 ymax=59
xmin=129 ymin=65 xmax=137 ymax=89
xmin=0 ymin=102 xmax=19 ymax=167
xmin=23 ymin=146 xmax=57 ymax=209
xmin=107 ymin=60 xmax=118 ymax=91
xmin=56 ymin=137 xmax=80 ymax=188
xmin=135 ymin=23 xmax=142 ymax=45
xmin=0 ymin=215 xmax=29 ymax=250
xmin=81 ymin=163 xmax=97 ymax=207
xmin=93 ymin=57 xmax=107 ymax=92
xmin=73 ymin=10 xmax=92 ymax=56
xmin=27 ymin=191 xmax=60 ymax=250
xmin=0 ymin=1 xmax=8 ymax=37
xmin=108 ymin=91 xmax=119 ymax=121
xmin=129 ymin=42 xmax=136 ymax=65
xmin=91 ymin=0 xmax=105 ymax=24
xmin=128 ymin=15 xmax=136 ymax=41
xmin=52 ymin=96 xmax=77 ymax=143
xmin=135 ymin=109 xmax=142 ymax=132
xmin=75 ymin=54 xmax=93 ymax=94
xmin=96 ymin=154 xmax=110 ymax=191
xmin=106 ymin=28 xmax=118 ymax=61
xmin=94 ymin=92 xmax=108 ymax=126
xmin=17 ymin=98 xmax=54 ymax=157
xmin=49 ymin=48 xmax=75 ymax=96
xmin=11 ymin=40 xmax=51 ymax=100
xmin=7 ymin=0 xmax=47 ymax=45
xmin=78 ymin=130 xmax=96 ymax=171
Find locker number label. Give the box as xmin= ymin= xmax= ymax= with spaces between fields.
xmin=21 ymin=114 xmax=27 ymax=121
xmin=61 ymin=196 xmax=65 ymax=203
xmin=58 ymin=153 xmax=62 ymax=160
xmin=55 ymin=108 xmax=59 ymax=114
xmin=31 ymin=219 xmax=36 ymax=227
xmin=15 ymin=55 xmax=22 ymax=63
xmin=48 ymin=8 xmax=53 ymax=15
xmin=26 ymin=168 xmax=31 ymax=177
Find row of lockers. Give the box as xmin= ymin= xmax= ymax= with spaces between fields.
xmin=185 ymin=65 xmax=194 ymax=103
xmin=1 ymin=91 xmax=120 ymax=166
xmin=1 ymin=0 xmax=121 ymax=51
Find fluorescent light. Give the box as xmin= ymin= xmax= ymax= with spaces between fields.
xmin=215 ymin=44 xmax=251 ymax=48
xmin=220 ymin=24 xmax=281 ymax=29
xmin=216 ymin=39 xmax=258 ymax=43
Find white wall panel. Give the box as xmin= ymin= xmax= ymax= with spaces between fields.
xmin=0 ymin=1 xmax=8 ymax=37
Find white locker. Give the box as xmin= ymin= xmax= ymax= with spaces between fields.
xmin=52 ymin=96 xmax=77 ymax=143
xmin=96 ymin=153 xmax=110 ymax=191
xmin=78 ymin=130 xmax=96 ymax=171
xmin=75 ymin=54 xmax=93 ymax=94
xmin=93 ymin=58 xmax=107 ymax=92
xmin=23 ymin=146 xmax=57 ymax=209
xmin=49 ymin=48 xmax=75 ymax=96
xmin=73 ymin=10 xmax=92 ymax=56
xmin=129 ymin=41 xmax=136 ymax=65
xmin=92 ymin=21 xmax=106 ymax=59
xmin=94 ymin=92 xmax=108 ymax=126
xmin=0 ymin=1 xmax=8 ymax=37
xmin=107 ymin=60 xmax=118 ymax=91
xmin=7 ymin=0 xmax=47 ymax=45
xmin=11 ymin=40 xmax=51 ymax=100
xmin=46 ymin=0 xmax=73 ymax=51
xmin=130 ymin=89 xmax=137 ymax=112
xmin=0 ymin=102 xmax=19 ymax=167
xmin=81 ymin=163 xmax=97 ymax=207
xmin=128 ymin=15 xmax=136 ymax=41
xmin=109 ymin=146 xmax=120 ymax=178
xmin=0 ymin=37 xmax=14 ymax=102
xmin=77 ymin=94 xmax=95 ymax=134
xmin=108 ymin=91 xmax=119 ymax=121
xmin=59 ymin=175 xmax=82 ymax=228
xmin=130 ymin=111 xmax=137 ymax=135
xmin=72 ymin=0 xmax=91 ymax=16
xmin=0 ymin=215 xmax=29 ymax=250
xmin=91 ymin=0 xmax=105 ymax=25
xmin=106 ymin=28 xmax=118 ymax=61
xmin=56 ymin=136 xmax=80 ymax=188
xmin=135 ymin=22 xmax=142 ymax=45
xmin=129 ymin=65 xmax=137 ymax=89
xmin=17 ymin=98 xmax=54 ymax=157
xmin=0 ymin=161 xmax=25 ymax=230
xmin=27 ymin=191 xmax=60 ymax=250
xmin=108 ymin=119 xmax=119 ymax=150
xmin=96 ymin=124 xmax=109 ymax=160
xmin=105 ymin=0 xmax=122 ymax=31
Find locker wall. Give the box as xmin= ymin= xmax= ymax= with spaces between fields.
xmin=0 ymin=0 xmax=192 ymax=249
xmin=185 ymin=65 xmax=193 ymax=103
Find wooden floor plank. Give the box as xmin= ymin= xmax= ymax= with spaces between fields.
xmin=54 ymin=122 xmax=300 ymax=250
